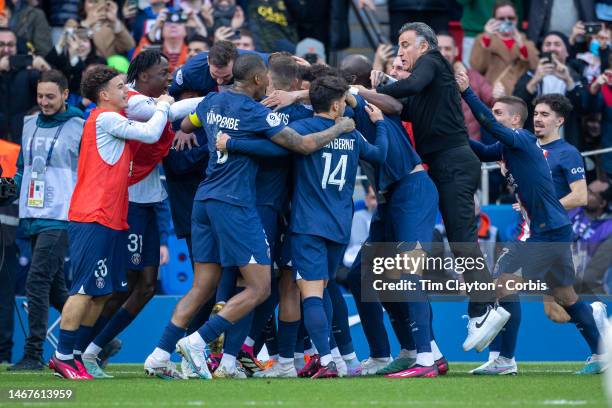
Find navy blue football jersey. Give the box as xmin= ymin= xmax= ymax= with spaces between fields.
xmin=169 ymin=50 xmax=270 ymax=97
xmin=540 ymin=138 xmax=585 ymax=200
xmin=348 ymin=94 xmax=421 ymax=191
xmin=289 ymin=116 xmax=389 ymax=243
xmin=189 ymin=90 xmax=286 ymax=207
xmin=255 ymin=103 xmax=313 ymax=209
xmin=464 ymin=87 xmax=570 ymax=235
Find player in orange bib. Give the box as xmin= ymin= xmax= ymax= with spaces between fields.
xmin=49 ymin=65 xmax=175 ymax=380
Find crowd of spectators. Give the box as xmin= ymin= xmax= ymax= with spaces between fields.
xmin=0 ymin=0 xmax=608 ymax=180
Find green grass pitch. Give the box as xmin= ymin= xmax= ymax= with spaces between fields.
xmin=0 ymin=363 xmax=607 ymax=407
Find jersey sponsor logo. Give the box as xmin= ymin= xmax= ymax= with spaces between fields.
xmin=277 ymin=112 xmax=290 ymax=125
xmin=571 ymin=167 xmax=584 ymax=175
xmin=206 ymin=111 xmax=240 ymax=130
xmin=324 ymin=138 xmax=355 ymax=151
xmin=266 ymin=112 xmax=282 ymax=127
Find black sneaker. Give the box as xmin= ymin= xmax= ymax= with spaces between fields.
xmin=99 ymin=338 xmax=122 ymax=368
xmin=7 ymin=356 xmax=44 ymax=371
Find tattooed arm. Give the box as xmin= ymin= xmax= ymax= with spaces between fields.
xmin=269 ymin=117 xmax=355 ymax=155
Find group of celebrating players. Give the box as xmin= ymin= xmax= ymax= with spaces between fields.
xmin=47 ymin=21 xmax=609 ymax=381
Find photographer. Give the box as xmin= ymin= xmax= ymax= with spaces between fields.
xmin=0 ymin=149 xmax=20 ymax=365
xmin=0 ymin=28 xmax=50 ymax=144
xmin=79 ymin=0 xmax=135 ymax=58
xmin=527 ymin=1 xmax=596 ymax=45
xmin=586 ymin=68 xmax=612 ymax=180
xmin=470 ymin=0 xmax=538 ymax=95
xmin=574 ymin=24 xmax=610 ymax=82
xmin=513 ymin=32 xmax=586 ymax=148
xmin=201 ymin=0 xmax=245 ymax=35
xmin=7 ymin=70 xmax=84 ymax=371
xmin=45 ymin=20 xmax=106 ymax=98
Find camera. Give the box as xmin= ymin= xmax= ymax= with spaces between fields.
xmin=167 ymin=11 xmax=188 ymax=24
xmin=213 ymin=4 xmax=236 ymax=30
xmin=9 ymin=54 xmax=32 ymax=71
xmin=0 ymin=178 xmax=16 ymax=202
xmin=584 ymin=22 xmax=603 ymax=35
xmin=303 ymin=53 xmax=319 ymax=65
xmin=540 ymin=52 xmax=554 ymax=64
xmin=498 ymin=20 xmax=514 ymax=33
xmin=380 ymin=74 xmax=398 ymax=86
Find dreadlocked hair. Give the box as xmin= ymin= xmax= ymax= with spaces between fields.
xmin=127 ymin=49 xmax=169 ymax=84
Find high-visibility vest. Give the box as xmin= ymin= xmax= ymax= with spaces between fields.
xmin=0 ymin=139 xmax=20 ymax=178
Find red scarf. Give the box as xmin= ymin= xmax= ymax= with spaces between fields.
xmin=602 ymin=84 xmax=612 ymax=107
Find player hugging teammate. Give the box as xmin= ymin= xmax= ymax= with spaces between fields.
xmin=51 ymin=25 xmax=608 ymax=381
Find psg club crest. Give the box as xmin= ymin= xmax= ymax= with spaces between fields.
xmin=96 ymin=276 xmax=105 ymax=289
xmin=132 ymin=253 xmax=142 ymax=265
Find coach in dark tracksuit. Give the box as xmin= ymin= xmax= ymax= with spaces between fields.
xmin=377 ymin=22 xmax=495 ymax=318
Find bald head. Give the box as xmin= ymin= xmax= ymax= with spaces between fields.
xmin=340 ymin=54 xmax=372 ymax=88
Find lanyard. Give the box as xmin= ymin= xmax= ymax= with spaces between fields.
xmin=28 ymin=123 xmax=66 ymax=168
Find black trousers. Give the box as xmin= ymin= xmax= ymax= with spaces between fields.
xmin=388 ymin=10 xmax=451 ymax=43
xmin=23 ymin=229 xmax=69 ymax=361
xmin=426 ymin=145 xmax=495 ymax=317
xmin=0 ymin=243 xmax=18 ymax=362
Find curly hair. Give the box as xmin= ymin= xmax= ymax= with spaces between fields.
xmin=80 ymin=65 xmax=120 ymax=104
xmin=534 ymin=93 xmax=574 ymax=120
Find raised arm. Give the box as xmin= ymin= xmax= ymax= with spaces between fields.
xmin=353 ymin=87 xmax=403 ymax=115
xmin=261 ymin=90 xmax=310 ymax=111
xmin=377 ymin=54 xmax=436 ymax=98
xmin=459 ymin=83 xmax=518 ymax=147
xmin=469 ymin=139 xmax=503 ymax=162
xmin=98 ymin=101 xmax=170 ymax=143
xmin=269 ymin=117 xmax=355 ymax=155
xmin=359 ymin=121 xmax=389 ymax=164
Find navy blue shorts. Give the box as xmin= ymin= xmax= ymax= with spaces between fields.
xmin=277 ymin=232 xmax=293 ymax=270
xmin=68 ymin=222 xmax=127 ymax=296
xmin=494 ymin=225 xmax=575 ymax=288
xmin=291 ymin=233 xmax=346 ymax=281
xmin=191 ymin=199 xmax=270 ymax=267
xmin=381 ymin=171 xmax=438 ymax=253
xmin=274 ymin=211 xmax=293 ymax=270
xmin=214 ymin=205 xmax=279 ymax=303
xmin=126 ymin=203 xmax=160 ymax=270
xmin=257 ymin=205 xmax=279 ymax=260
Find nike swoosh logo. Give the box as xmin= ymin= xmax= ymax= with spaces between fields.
xmin=475 ymin=309 xmax=491 ymax=329
xmin=399 ymin=370 xmax=418 ymax=377
xmin=121 ymin=282 xmax=128 ymax=287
